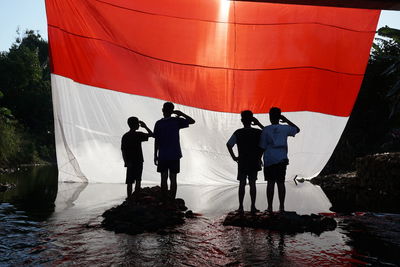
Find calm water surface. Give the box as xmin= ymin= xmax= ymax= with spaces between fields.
xmin=0 ymin=166 xmax=398 ymax=266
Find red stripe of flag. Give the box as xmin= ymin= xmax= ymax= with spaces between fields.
xmin=46 ymin=0 xmax=380 ymax=116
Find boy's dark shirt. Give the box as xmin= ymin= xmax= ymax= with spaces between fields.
xmin=154 ymin=117 xmax=189 ymax=161
xmin=229 ymin=128 xmax=263 ymax=172
xmin=121 ymin=130 xmax=149 ymax=165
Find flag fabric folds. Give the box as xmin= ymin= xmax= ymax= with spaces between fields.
xmin=46 ymin=0 xmax=380 ymax=183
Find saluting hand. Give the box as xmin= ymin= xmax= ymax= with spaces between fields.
xmin=172 ymin=110 xmax=184 ymax=117
xmin=251 ymin=117 xmax=260 ymax=125
xmin=139 ymin=121 xmax=147 ymax=128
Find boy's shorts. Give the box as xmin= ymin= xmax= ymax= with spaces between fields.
xmin=157 ymin=160 xmax=180 ymax=174
xmin=263 ymin=161 xmax=287 ymax=183
xmin=237 ymin=171 xmax=258 ymax=181
xmin=126 ymin=163 xmax=143 ymax=184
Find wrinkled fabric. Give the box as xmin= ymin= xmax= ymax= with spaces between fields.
xmin=46 ymin=0 xmax=380 ymax=183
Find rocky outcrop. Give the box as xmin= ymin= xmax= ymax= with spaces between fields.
xmin=102 ymin=186 xmax=194 ymax=235
xmin=312 ymin=152 xmax=400 ymax=213
xmin=0 ymin=168 xmax=18 ymax=175
xmin=223 ymin=211 xmax=337 ymax=234
xmin=0 ymin=183 xmax=14 ymax=192
xmin=356 ymin=152 xmax=400 ymax=191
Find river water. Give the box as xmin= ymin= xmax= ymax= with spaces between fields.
xmin=0 ymin=166 xmax=398 ymax=266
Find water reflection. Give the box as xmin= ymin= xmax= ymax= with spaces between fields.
xmin=0 ymin=167 xmax=398 ymax=266
xmin=178 ymin=181 xmax=331 ymax=216
xmin=0 ymin=166 xmax=58 ymax=220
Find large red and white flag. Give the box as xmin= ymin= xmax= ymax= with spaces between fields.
xmin=46 ymin=0 xmax=380 ymax=183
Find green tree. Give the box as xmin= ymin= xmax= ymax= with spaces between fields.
xmin=0 ymin=90 xmax=22 ymax=165
xmin=0 ymin=30 xmax=54 ymax=165
xmin=373 ymin=26 xmax=400 ymax=119
xmin=323 ymin=26 xmax=400 ymax=174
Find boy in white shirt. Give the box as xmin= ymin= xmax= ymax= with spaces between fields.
xmin=259 ymin=107 xmax=300 ymax=213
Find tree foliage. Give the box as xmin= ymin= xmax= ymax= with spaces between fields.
xmin=323 ymin=26 xmax=400 ymax=174
xmin=0 ymin=30 xmax=54 ymax=167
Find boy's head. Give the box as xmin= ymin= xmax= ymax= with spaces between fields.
xmin=127 ymin=116 xmax=139 ymax=130
xmin=241 ymin=110 xmax=253 ymax=127
xmin=162 ymin=102 xmax=174 ymax=117
xmin=269 ymin=107 xmax=281 ymax=124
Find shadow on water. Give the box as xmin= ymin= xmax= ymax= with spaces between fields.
xmin=0 ymin=166 xmax=58 ymax=221
xmin=0 ymin=167 xmax=399 ymax=266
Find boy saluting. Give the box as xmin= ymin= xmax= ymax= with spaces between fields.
xmin=154 ymin=102 xmax=195 ymax=199
xmin=227 ymin=110 xmax=264 ymax=213
xmin=259 ymin=107 xmax=300 ymax=213
xmin=121 ymin=117 xmax=153 ymax=198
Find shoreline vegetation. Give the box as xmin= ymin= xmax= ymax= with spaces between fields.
xmin=1 ymin=28 xmax=399 ymax=213
xmin=0 ymin=162 xmax=55 ymax=175
xmin=0 ymin=30 xmax=55 ymax=170
xmin=311 ymin=152 xmax=400 ymax=213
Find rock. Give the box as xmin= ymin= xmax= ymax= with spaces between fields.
xmin=101 ymin=186 xmax=193 ymax=235
xmin=0 ymin=183 xmax=14 ymax=192
xmin=223 ymin=211 xmax=337 ymax=234
xmin=185 ymin=210 xmax=194 ymax=218
xmin=312 ymin=152 xmax=400 ymax=213
xmin=175 ymin=198 xmax=188 ymax=211
xmin=0 ymin=184 xmax=8 ymax=192
xmin=356 ymin=152 xmax=400 ymax=192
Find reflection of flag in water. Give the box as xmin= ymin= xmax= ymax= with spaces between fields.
xmin=46 ymin=0 xmax=380 ymax=183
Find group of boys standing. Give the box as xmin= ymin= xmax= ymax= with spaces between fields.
xmin=121 ymin=102 xmax=195 ymax=199
xmin=227 ymin=108 xmax=300 ymax=213
xmin=121 ymin=102 xmax=299 ymax=213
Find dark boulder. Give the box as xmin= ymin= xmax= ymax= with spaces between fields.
xmin=223 ymin=211 xmax=337 ymax=234
xmin=102 ymin=186 xmax=193 ymax=235
xmin=0 ymin=183 xmax=14 ymax=192
xmin=312 ymin=152 xmax=400 ymax=213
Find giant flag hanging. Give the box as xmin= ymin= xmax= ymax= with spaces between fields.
xmin=45 ymin=0 xmax=380 ymax=183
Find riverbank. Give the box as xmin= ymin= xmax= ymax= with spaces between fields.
xmin=312 ymin=152 xmax=400 ymax=213
xmin=0 ymin=163 xmax=56 ymax=175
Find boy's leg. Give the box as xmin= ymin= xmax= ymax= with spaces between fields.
xmin=134 ymin=163 xmax=143 ymax=194
xmin=249 ymin=178 xmax=258 ymax=212
xmin=264 ymin=166 xmax=274 ymax=212
xmin=134 ymin=180 xmax=141 ymax=193
xmin=127 ymin=183 xmax=133 ymax=198
xmin=168 ymin=160 xmax=180 ymax=199
xmin=266 ymin=181 xmax=275 ymax=212
xmin=238 ymin=178 xmax=246 ymax=212
xmin=158 ymin=160 xmax=168 ymax=197
xmin=277 ymin=182 xmax=286 ymax=212
xmin=276 ymin=162 xmax=287 ymax=212
xmin=169 ymin=171 xmax=177 ymax=199
xmin=126 ymin=166 xmax=133 ymax=198
xmin=161 ymin=171 xmax=168 ymax=196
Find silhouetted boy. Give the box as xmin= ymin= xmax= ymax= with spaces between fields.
xmin=259 ymin=107 xmax=300 ymax=213
xmin=227 ymin=110 xmax=264 ymax=213
xmin=121 ymin=117 xmax=153 ymax=198
xmin=154 ymin=102 xmax=195 ymax=199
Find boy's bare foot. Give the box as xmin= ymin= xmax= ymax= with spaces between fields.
xmin=279 ymin=205 xmax=285 ymax=213
xmin=266 ymin=207 xmax=273 ymax=214
xmin=251 ymin=207 xmax=260 ymax=214
xmin=236 ymin=207 xmax=244 ymax=213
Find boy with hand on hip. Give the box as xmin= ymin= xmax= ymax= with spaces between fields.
xmin=227 ymin=110 xmax=264 ymax=213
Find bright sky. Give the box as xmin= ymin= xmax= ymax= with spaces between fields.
xmin=0 ymin=0 xmax=400 ymax=52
